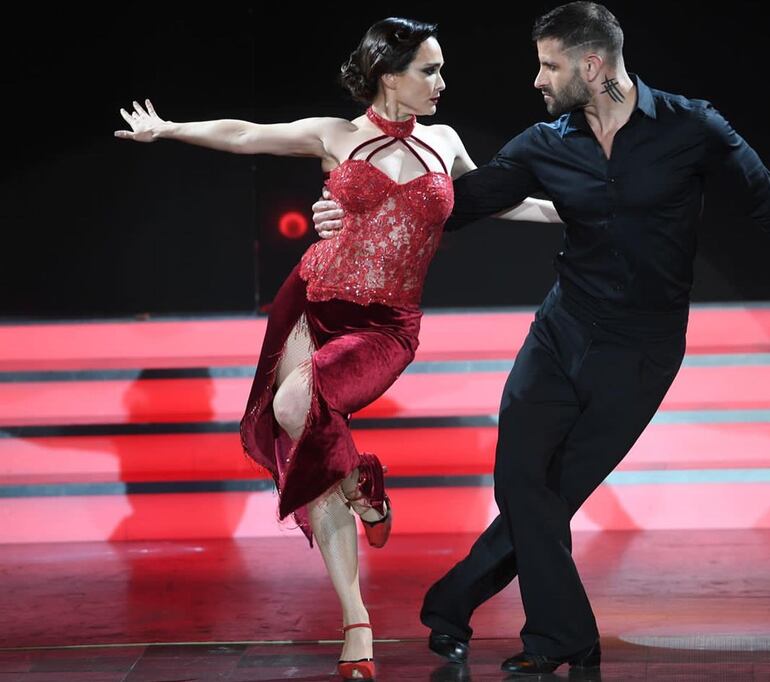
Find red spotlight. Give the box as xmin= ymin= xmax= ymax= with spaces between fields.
xmin=278 ymin=212 xmax=309 ymax=239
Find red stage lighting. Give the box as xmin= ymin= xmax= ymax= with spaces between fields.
xmin=278 ymin=212 xmax=309 ymax=239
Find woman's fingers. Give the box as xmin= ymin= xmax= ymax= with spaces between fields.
xmin=119 ymin=108 xmax=135 ymax=126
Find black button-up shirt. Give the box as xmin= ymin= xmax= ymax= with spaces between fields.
xmin=447 ymin=75 xmax=770 ymax=316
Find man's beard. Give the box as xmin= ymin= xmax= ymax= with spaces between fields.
xmin=543 ymin=68 xmax=591 ymax=116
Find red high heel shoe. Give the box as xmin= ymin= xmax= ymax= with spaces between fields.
xmin=344 ymin=453 xmax=392 ymax=548
xmin=337 ymin=622 xmax=375 ymax=681
xmin=360 ymin=495 xmax=392 ymax=548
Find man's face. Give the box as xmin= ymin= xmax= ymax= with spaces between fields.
xmin=534 ymin=38 xmax=591 ymax=116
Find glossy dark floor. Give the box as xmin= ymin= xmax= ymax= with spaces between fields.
xmin=1 ymin=530 xmax=769 ymax=681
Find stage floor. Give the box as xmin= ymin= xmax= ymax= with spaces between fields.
xmin=1 ymin=530 xmax=768 ymax=681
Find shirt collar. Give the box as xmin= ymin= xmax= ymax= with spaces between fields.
xmin=557 ymin=73 xmax=657 ymax=138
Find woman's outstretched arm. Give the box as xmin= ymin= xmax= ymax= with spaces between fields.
xmin=115 ymin=99 xmax=351 ymax=158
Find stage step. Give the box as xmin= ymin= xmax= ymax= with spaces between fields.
xmin=1 ymin=306 xmax=768 ymax=543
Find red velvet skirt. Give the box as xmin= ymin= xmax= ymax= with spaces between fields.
xmin=239 ymin=265 xmax=422 ymax=544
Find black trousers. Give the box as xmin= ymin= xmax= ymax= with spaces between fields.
xmin=421 ymin=283 xmax=687 ymax=658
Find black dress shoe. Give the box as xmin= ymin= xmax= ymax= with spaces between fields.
xmin=428 ymin=630 xmax=470 ymax=663
xmin=501 ymin=640 xmax=601 ymax=676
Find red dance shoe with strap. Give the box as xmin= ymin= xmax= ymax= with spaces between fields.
xmin=345 ymin=453 xmax=393 ymax=548
xmin=337 ymin=623 xmax=375 ymax=681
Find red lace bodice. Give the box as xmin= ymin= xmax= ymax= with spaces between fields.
xmin=299 ymin=107 xmax=454 ymax=307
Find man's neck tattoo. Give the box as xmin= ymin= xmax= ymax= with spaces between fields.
xmin=600 ymin=76 xmax=625 ymax=103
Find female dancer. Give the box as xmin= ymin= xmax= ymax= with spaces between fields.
xmin=116 ymin=17 xmax=560 ymax=680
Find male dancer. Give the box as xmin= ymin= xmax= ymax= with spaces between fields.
xmin=313 ymin=2 xmax=770 ymax=675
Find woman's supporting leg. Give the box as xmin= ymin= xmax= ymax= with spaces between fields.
xmin=308 ymin=487 xmax=372 ymax=666
xmin=271 ymin=316 xmax=373 ymax=668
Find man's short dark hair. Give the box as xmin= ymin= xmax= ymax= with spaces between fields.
xmin=532 ymin=2 xmax=624 ymax=65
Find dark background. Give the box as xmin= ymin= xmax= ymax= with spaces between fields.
xmin=2 ymin=1 xmax=768 ymax=319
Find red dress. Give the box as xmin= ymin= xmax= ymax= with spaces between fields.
xmin=239 ymin=107 xmax=454 ymax=544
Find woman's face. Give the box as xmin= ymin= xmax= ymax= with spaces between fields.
xmin=388 ymin=37 xmax=445 ymax=116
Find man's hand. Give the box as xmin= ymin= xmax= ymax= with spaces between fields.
xmin=312 ymin=188 xmax=344 ymax=239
